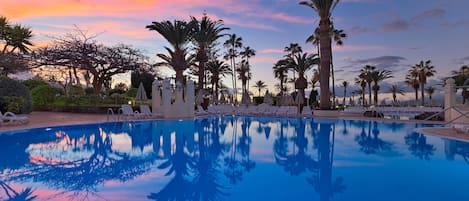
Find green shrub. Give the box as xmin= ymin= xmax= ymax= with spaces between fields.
xmin=0 ymin=96 xmax=25 ymax=114
xmin=31 ymin=85 xmax=64 ymax=106
xmin=253 ymin=97 xmax=264 ymax=105
xmin=104 ymin=93 xmax=130 ymax=105
xmin=84 ymin=87 xmax=94 ymax=95
xmin=107 ymin=88 xmax=127 ymax=96
xmin=0 ymin=77 xmax=32 ymax=113
xmin=67 ymin=85 xmax=85 ymax=97
xmin=126 ymin=88 xmax=137 ymax=98
xmin=22 ymin=79 xmax=49 ymax=90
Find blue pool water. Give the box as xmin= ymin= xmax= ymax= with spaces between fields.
xmin=0 ymin=116 xmax=468 ymax=201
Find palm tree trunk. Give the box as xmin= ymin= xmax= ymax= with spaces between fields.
xmin=368 ymin=83 xmax=372 ymax=106
xmin=198 ymin=61 xmax=205 ymax=91
xmin=420 ymin=83 xmax=425 ymax=106
xmin=414 ymin=89 xmax=418 ymax=106
xmin=362 ymin=88 xmax=365 ymax=106
xmin=319 ymin=18 xmax=332 ymax=110
xmin=331 ymin=53 xmax=336 ymax=108
xmin=343 ymin=88 xmax=346 ymax=106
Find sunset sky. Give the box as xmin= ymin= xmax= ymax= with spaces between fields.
xmin=1 ymin=0 xmax=468 ymax=99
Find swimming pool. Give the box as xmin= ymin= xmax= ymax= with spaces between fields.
xmin=0 ymin=116 xmax=468 ymax=201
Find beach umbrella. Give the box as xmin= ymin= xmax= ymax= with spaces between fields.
xmin=294 ymin=90 xmax=305 ymax=105
xmin=241 ymin=91 xmax=251 ymax=105
xmin=219 ymin=93 xmax=226 ymax=104
xmin=263 ymin=90 xmax=273 ymax=104
xmin=135 ymin=82 xmax=148 ymax=102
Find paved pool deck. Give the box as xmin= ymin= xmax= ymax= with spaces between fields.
xmin=0 ymin=111 xmax=467 ymax=142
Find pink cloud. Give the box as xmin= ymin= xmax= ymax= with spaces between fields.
xmin=259 ymin=48 xmax=285 ymax=54
xmin=332 ymin=45 xmax=386 ymax=52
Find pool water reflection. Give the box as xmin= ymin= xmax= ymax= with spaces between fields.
xmin=0 ymin=116 xmax=468 ymax=201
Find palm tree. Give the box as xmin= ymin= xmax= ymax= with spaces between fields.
xmin=341 ymin=81 xmax=348 ymax=106
xmin=206 ymin=59 xmax=232 ymax=101
xmin=236 ymin=60 xmax=250 ymax=97
xmin=425 ymin=86 xmax=436 ymax=106
xmin=0 ymin=16 xmax=8 ymax=41
xmin=306 ymin=27 xmax=320 ymax=55
xmin=190 ymin=14 xmax=229 ymax=90
xmin=355 ymin=75 xmax=367 ymax=106
xmin=240 ymin=46 xmax=256 ymax=92
xmin=284 ymin=43 xmax=303 ymax=79
xmin=2 ymin=24 xmax=33 ymax=54
xmin=451 ymin=65 xmax=469 ymax=86
xmin=330 ymin=26 xmax=347 ymax=108
xmin=300 ymin=0 xmax=341 ymax=110
xmin=451 ymin=65 xmax=469 ymax=103
xmin=146 ymin=20 xmax=195 ymax=83
xmin=370 ymin=70 xmax=393 ymax=105
xmin=253 ymin=80 xmax=267 ymax=97
xmin=224 ymin=34 xmax=243 ymax=102
xmin=359 ymin=65 xmax=376 ymax=106
xmin=290 ymin=53 xmax=320 ymax=106
xmin=388 ymin=85 xmax=404 ymax=106
xmin=413 ymin=60 xmax=435 ymax=106
xmin=406 ymin=69 xmax=420 ymax=106
xmin=273 ymin=58 xmax=290 ymax=95
xmin=308 ymin=24 xmax=347 ymax=108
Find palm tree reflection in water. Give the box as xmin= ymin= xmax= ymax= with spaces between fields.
xmin=355 ymin=121 xmax=393 ymax=154
xmin=148 ymin=119 xmax=230 ymax=201
xmin=405 ymin=132 xmax=436 ymax=160
xmin=275 ymin=118 xmax=345 ymax=201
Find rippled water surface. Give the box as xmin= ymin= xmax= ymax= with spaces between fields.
xmin=0 ymin=116 xmax=468 ymax=201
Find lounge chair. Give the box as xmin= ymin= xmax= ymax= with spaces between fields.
xmin=140 ymin=105 xmax=162 ymax=118
xmin=0 ymin=111 xmax=29 ymax=125
xmin=119 ymin=104 xmax=146 ymax=119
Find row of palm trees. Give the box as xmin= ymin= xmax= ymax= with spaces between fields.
xmin=147 ymin=14 xmax=257 ymax=103
xmin=343 ymin=60 xmax=436 ymax=107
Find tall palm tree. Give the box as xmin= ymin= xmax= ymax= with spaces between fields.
xmin=355 ymin=75 xmax=367 ymax=106
xmin=330 ymin=26 xmax=347 ymax=108
xmin=388 ymin=85 xmax=404 ymax=106
xmin=236 ymin=60 xmax=250 ymax=97
xmin=359 ymin=65 xmax=376 ymax=106
xmin=300 ymin=0 xmax=340 ymax=110
xmin=146 ymin=20 xmax=195 ymax=83
xmin=253 ymin=80 xmax=267 ymax=97
xmin=224 ymin=34 xmax=243 ymax=102
xmin=273 ymin=58 xmax=290 ymax=95
xmin=405 ymin=71 xmax=420 ymax=106
xmin=425 ymin=86 xmax=436 ymax=106
xmin=191 ymin=14 xmax=229 ymax=90
xmin=413 ymin=60 xmax=435 ymax=106
xmin=206 ymin=59 xmax=232 ymax=101
xmin=290 ymin=53 xmax=320 ymax=106
xmin=370 ymin=70 xmax=393 ymax=105
xmin=341 ymin=81 xmax=348 ymax=106
xmin=240 ymin=46 xmax=256 ymax=92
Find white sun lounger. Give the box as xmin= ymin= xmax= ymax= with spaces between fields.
xmin=119 ymin=104 xmax=146 ymax=119
xmin=0 ymin=111 xmax=29 ymax=125
xmin=140 ymin=105 xmax=162 ymax=118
